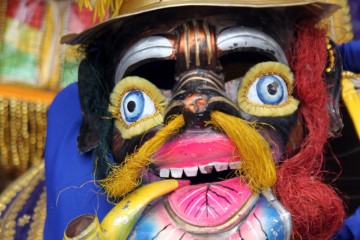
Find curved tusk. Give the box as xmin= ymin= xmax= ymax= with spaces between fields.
xmin=64 ymin=179 xmax=186 ymax=240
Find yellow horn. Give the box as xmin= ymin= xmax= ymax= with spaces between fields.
xmin=63 ymin=179 xmax=182 ymax=240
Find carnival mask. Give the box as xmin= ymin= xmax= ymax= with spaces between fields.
xmin=64 ymin=4 xmax=344 ymax=240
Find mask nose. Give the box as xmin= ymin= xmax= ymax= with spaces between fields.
xmin=164 ymin=69 xmax=225 ymax=128
xmin=163 ymin=20 xmax=240 ymax=126
xmin=183 ymin=93 xmax=210 ymax=128
xmin=164 ymin=69 xmax=240 ymax=128
xmin=183 ymin=93 xmax=209 ymax=114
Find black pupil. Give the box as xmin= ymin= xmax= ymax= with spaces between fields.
xmin=127 ymin=101 xmax=136 ymax=112
xmin=267 ymin=81 xmax=279 ymax=95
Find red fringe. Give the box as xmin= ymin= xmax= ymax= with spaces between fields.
xmin=275 ymin=22 xmax=345 ymax=239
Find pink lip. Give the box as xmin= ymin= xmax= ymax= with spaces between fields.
xmin=152 ymin=129 xmax=240 ymax=169
xmin=168 ymin=177 xmax=252 ymax=227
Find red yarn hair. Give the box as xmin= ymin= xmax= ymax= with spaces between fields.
xmin=275 ymin=21 xmax=345 ymax=239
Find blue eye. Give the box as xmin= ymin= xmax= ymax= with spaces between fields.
xmin=247 ymin=75 xmax=288 ymax=105
xmin=120 ymin=90 xmax=156 ymax=124
xmin=256 ymin=75 xmax=285 ymax=104
xmin=122 ymin=91 xmax=144 ymax=122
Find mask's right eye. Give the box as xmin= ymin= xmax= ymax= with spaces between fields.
xmin=121 ymin=90 xmax=156 ymax=124
xmin=109 ymin=76 xmax=167 ymax=139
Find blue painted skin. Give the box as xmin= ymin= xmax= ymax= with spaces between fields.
xmin=255 ymin=195 xmax=286 ymax=240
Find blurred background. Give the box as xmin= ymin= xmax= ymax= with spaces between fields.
xmin=0 ymin=0 xmax=359 ymax=216
xmin=0 ymin=0 xmax=101 ymax=188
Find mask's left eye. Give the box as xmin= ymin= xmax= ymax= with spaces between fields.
xmin=248 ymin=75 xmax=288 ymax=105
xmin=109 ymin=76 xmax=166 ymax=139
xmin=237 ymin=62 xmax=299 ymax=117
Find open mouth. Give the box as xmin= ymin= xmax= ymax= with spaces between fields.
xmin=143 ymin=129 xmax=255 ymax=228
xmin=149 ymin=128 xmax=242 ymax=185
xmin=156 ymin=161 xmax=241 ymax=184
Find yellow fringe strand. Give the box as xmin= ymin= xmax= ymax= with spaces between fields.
xmin=99 ymin=115 xmax=185 ymax=198
xmin=209 ymin=111 xmax=276 ymax=192
xmin=77 ymin=0 xmax=124 ymax=20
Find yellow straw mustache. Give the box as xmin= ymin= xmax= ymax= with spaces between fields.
xmin=99 ymin=111 xmax=276 ymax=199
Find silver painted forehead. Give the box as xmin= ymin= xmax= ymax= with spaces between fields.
xmin=115 ymin=36 xmax=174 ymax=83
xmin=217 ymin=27 xmax=288 ymax=65
xmin=115 ymin=27 xmax=288 ymax=85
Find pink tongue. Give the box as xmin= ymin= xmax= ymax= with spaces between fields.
xmin=168 ymin=178 xmax=251 ymax=227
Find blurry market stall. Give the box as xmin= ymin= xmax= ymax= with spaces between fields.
xmin=0 ymin=0 xmax=102 ymax=187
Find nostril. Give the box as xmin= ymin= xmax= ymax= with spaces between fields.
xmin=183 ymin=93 xmax=209 ymax=114
xmin=183 ymin=111 xmax=210 ymax=129
xmin=183 ymin=93 xmax=210 ymax=128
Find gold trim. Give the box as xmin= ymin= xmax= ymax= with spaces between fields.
xmin=17 ymin=214 xmax=31 ymax=227
xmin=0 ymin=93 xmax=49 ymax=172
xmin=27 ymin=188 xmax=46 ymax=240
xmin=325 ymin=38 xmax=335 ymax=73
xmin=0 ymin=162 xmax=44 ymax=239
xmin=9 ymin=100 xmax=20 ymax=168
xmin=0 ymin=97 xmax=9 ymax=171
xmin=343 ymin=71 xmax=360 ymax=79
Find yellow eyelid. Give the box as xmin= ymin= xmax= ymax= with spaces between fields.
xmin=237 ymin=62 xmax=299 ymax=117
xmin=240 ymin=62 xmax=294 ymax=96
xmin=109 ymin=76 xmax=166 ymax=139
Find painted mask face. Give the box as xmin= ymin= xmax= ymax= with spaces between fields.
xmin=66 ymin=5 xmax=344 ymax=240
xmin=105 ymin=8 xmax=298 ymax=239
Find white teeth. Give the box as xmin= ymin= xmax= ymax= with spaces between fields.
xmin=229 ymin=161 xmax=241 ymax=169
xmin=214 ymin=162 xmax=229 ymax=172
xmin=159 ymin=168 xmax=170 ymax=178
xmin=199 ymin=165 xmax=214 ymax=174
xmin=170 ymin=168 xmax=183 ymax=178
xmin=158 ymin=161 xmax=241 ymax=178
xmin=184 ymin=166 xmax=198 ymax=177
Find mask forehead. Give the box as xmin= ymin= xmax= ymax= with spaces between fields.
xmin=113 ymin=7 xmax=294 ymax=64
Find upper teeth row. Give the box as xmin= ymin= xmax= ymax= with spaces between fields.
xmin=159 ymin=161 xmax=241 ymax=178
